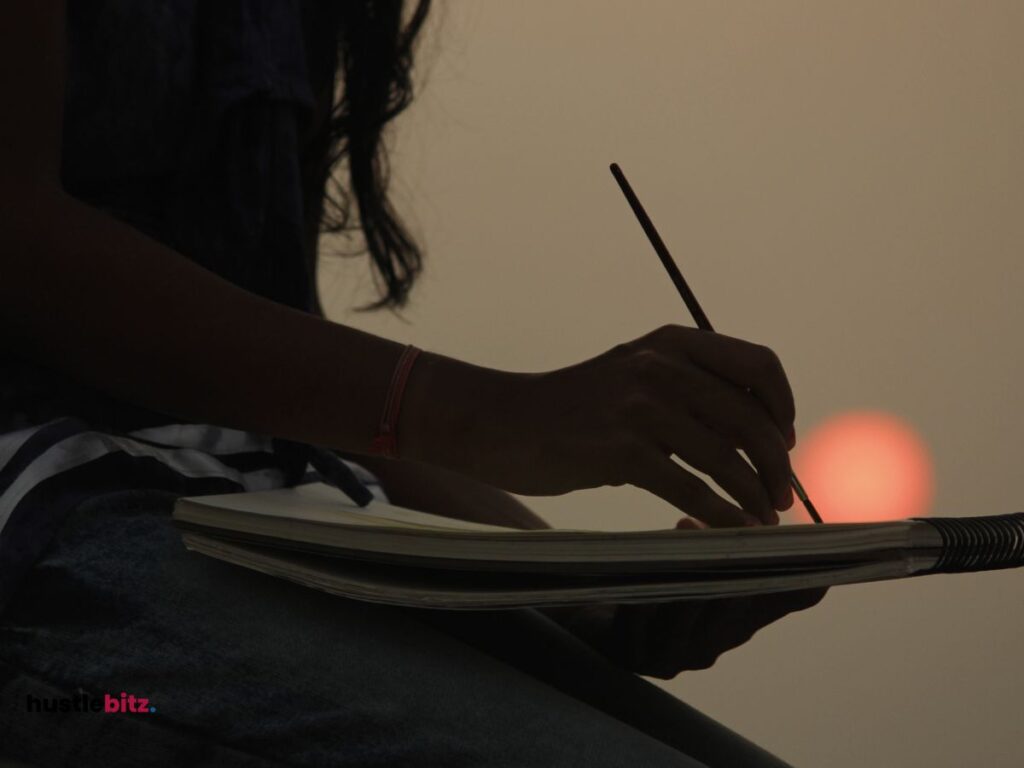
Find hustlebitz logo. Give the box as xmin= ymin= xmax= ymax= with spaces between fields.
xmin=26 ymin=691 xmax=157 ymax=714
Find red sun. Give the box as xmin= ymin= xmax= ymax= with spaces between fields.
xmin=791 ymin=411 xmax=934 ymax=523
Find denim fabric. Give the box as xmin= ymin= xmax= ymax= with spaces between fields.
xmin=0 ymin=490 xmax=794 ymax=767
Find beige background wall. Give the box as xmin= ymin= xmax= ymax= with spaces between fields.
xmin=321 ymin=2 xmax=1024 ymax=765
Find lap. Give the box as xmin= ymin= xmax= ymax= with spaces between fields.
xmin=0 ymin=489 xmax=789 ymax=767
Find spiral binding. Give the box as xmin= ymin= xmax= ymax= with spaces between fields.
xmin=912 ymin=512 xmax=1024 ymax=574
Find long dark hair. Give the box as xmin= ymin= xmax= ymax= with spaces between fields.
xmin=320 ymin=0 xmax=432 ymax=313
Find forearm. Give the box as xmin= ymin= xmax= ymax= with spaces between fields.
xmin=340 ymin=452 xmax=551 ymax=530
xmin=0 ymin=188 xmax=485 ymax=458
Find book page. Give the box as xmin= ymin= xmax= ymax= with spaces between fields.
xmin=180 ymin=481 xmax=522 ymax=533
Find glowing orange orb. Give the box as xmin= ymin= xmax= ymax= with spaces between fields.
xmin=792 ymin=411 xmax=934 ymax=523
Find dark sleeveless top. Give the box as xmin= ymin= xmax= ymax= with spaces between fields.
xmin=5 ymin=0 xmax=326 ymax=434
xmin=0 ymin=0 xmax=375 ymax=611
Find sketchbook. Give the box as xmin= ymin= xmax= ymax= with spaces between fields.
xmin=170 ymin=482 xmax=1024 ymax=609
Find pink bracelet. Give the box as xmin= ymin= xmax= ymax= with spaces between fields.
xmin=369 ymin=344 xmax=422 ymax=458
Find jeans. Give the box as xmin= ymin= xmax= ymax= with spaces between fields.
xmin=0 ymin=489 xmax=794 ymax=767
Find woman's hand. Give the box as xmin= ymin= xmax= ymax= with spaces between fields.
xmin=546 ymin=517 xmax=828 ymax=680
xmin=404 ymin=324 xmax=798 ymax=527
xmin=335 ymin=452 xmax=553 ymax=530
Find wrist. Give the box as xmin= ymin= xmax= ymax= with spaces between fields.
xmin=368 ymin=344 xmax=422 ymax=459
xmin=397 ymin=350 xmax=527 ymax=478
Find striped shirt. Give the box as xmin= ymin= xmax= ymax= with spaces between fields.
xmin=0 ymin=417 xmax=383 ymax=612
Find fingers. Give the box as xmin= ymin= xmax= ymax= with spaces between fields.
xmin=648 ymin=411 xmax=778 ymax=523
xmin=688 ymin=369 xmax=792 ymax=510
xmin=653 ymin=325 xmax=796 ymax=438
xmin=789 ymin=586 xmax=829 ymax=610
xmin=638 ymin=354 xmax=794 ymax=511
xmin=742 ymin=588 xmax=830 ymax=628
xmin=679 ymin=589 xmax=827 ymax=670
xmin=629 ymin=448 xmax=761 ymax=527
xmin=725 ymin=589 xmax=828 ymax=644
xmin=622 ymin=587 xmax=829 ymax=675
xmin=642 ymin=600 xmax=708 ymax=678
xmin=616 ymin=326 xmax=797 ymax=519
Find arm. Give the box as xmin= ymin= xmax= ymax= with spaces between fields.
xmin=338 ymin=453 xmax=552 ymax=530
xmin=0 ymin=2 xmax=507 ymax=465
xmin=4 ymin=6 xmax=799 ymax=530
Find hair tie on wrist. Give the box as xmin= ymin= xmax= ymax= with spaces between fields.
xmin=369 ymin=344 xmax=422 ymax=458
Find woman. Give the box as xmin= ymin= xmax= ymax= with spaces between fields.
xmin=0 ymin=1 xmax=823 ymax=765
